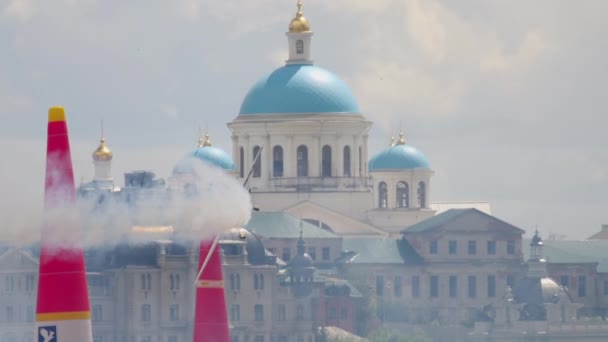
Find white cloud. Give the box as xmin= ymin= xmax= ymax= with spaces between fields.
xmin=3 ymin=0 xmax=34 ymax=20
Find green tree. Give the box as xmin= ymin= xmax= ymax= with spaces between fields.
xmin=341 ymin=267 xmax=377 ymax=336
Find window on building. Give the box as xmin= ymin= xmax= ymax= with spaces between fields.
xmin=578 ymin=276 xmax=586 ymax=297
xmin=92 ymin=304 xmax=103 ymax=321
xmin=449 ymin=240 xmax=457 ymax=255
xmin=394 ymin=276 xmax=403 ymax=297
xmin=396 ymin=181 xmax=409 ymax=208
xmin=487 ymin=241 xmax=496 ymax=255
xmin=560 ymin=275 xmax=569 ymax=288
xmin=141 ymin=273 xmax=151 ymax=290
xmin=93 ymin=336 xmax=105 ymax=342
xmin=412 ymin=276 xmax=420 ymax=298
xmin=168 ymin=337 xmax=178 ymax=342
xmin=296 ymin=304 xmax=304 ymax=320
xmin=230 ymin=304 xmax=240 ymax=322
xmin=308 ymin=247 xmax=316 ymax=260
xmin=4 ymin=275 xmax=14 ymax=292
xmin=297 ymin=145 xmax=308 ymax=177
xmin=378 ymin=182 xmax=388 ymax=208
xmin=507 ymin=240 xmax=515 ymax=255
xmin=449 ymin=276 xmax=457 ymax=298
xmin=25 ymin=273 xmax=35 ymax=292
xmin=5 ymin=305 xmax=14 ymax=322
xmin=327 ymin=307 xmax=337 ymax=319
xmin=429 ymin=240 xmax=438 ymax=255
xmin=239 ymin=147 xmax=244 ymax=178
xmin=230 ymin=273 xmax=237 ymax=291
xmin=468 ymin=276 xmax=477 ymax=298
xmin=254 ymin=336 xmax=265 ymax=342
xmin=376 ymin=276 xmax=384 ymax=297
xmin=322 ymin=145 xmax=332 ymax=177
xmin=322 ymin=247 xmax=330 ymax=261
xmin=169 ymin=273 xmax=180 ymax=291
xmin=169 ymin=304 xmax=179 ymax=321
xmin=507 ymin=275 xmax=515 ymax=289
xmin=141 ymin=304 xmax=151 ymax=321
xmin=358 ymin=146 xmax=363 ymax=175
xmin=142 ymin=337 xmax=152 ymax=342
xmin=254 ymin=304 xmax=264 ymax=321
xmin=604 ymin=281 xmax=608 ymax=296
xmin=252 ymin=146 xmax=262 ymax=178
xmin=430 ymin=276 xmax=439 ymax=298
xmin=343 ymin=146 xmax=351 ymax=176
xmin=417 ymin=182 xmax=426 ymax=208
xmin=468 ymin=240 xmax=477 ymax=255
xmin=282 ymin=248 xmax=291 ymax=262
xmin=296 ymin=39 xmax=304 ymax=54
xmin=278 ymin=304 xmax=286 ymax=321
xmin=273 ymin=145 xmax=283 ymax=177
xmin=254 ymin=274 xmax=265 ymax=290
xmin=488 ymin=275 xmax=496 ymax=298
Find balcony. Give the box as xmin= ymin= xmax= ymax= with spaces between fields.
xmin=268 ymin=177 xmax=372 ymax=192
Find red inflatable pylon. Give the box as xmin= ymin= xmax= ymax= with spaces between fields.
xmin=35 ymin=106 xmax=93 ymax=342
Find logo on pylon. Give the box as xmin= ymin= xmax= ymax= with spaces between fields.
xmin=39 ymin=326 xmax=57 ymax=342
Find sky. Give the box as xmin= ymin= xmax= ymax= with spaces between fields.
xmin=1 ymin=0 xmax=606 ymax=240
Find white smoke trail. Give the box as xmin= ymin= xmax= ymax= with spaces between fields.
xmin=0 ymin=155 xmax=252 ymax=251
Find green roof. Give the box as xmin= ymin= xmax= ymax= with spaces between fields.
xmin=245 ymin=211 xmax=339 ymax=239
xmin=524 ymin=239 xmax=608 ymax=271
xmin=342 ymin=238 xmax=422 ymax=264
xmin=403 ymin=208 xmax=524 ymax=234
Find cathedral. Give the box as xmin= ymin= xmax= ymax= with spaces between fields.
xmin=2 ymin=2 xmax=608 ymax=342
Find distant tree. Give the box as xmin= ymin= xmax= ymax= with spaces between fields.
xmin=341 ymin=268 xmax=378 ymax=336
xmin=546 ymin=232 xmax=568 ymax=241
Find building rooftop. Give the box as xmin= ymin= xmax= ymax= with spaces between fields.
xmin=402 ymin=208 xmax=524 ymax=235
xmin=341 ymin=237 xmax=422 ymax=264
xmin=245 ymin=211 xmax=339 ymax=239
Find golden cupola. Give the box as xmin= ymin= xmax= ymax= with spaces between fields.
xmin=289 ymin=0 xmax=311 ymax=33
xmin=93 ymin=137 xmax=113 ymax=161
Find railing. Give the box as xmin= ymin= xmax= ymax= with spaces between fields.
xmin=269 ymin=177 xmax=372 ymax=191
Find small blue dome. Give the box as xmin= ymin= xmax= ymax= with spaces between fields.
xmin=192 ymin=146 xmax=235 ymax=170
xmin=173 ymin=146 xmax=235 ymax=174
xmin=239 ymin=64 xmax=360 ymax=115
xmin=369 ymin=144 xmax=430 ymax=171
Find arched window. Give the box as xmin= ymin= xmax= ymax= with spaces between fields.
xmin=417 ymin=181 xmax=426 ymax=208
xmin=358 ymin=146 xmax=363 ymax=175
xmin=297 ymin=145 xmax=308 ymax=177
xmin=296 ymin=39 xmax=304 ymax=54
xmin=322 ymin=145 xmax=332 ymax=177
xmin=296 ymin=304 xmax=304 ymax=320
xmin=239 ymin=147 xmax=244 ymax=178
xmin=273 ymin=145 xmax=284 ymax=177
xmin=396 ymin=181 xmax=409 ymax=208
xmin=378 ymin=182 xmax=388 ymax=208
xmin=343 ymin=146 xmax=351 ymax=176
xmin=252 ymin=146 xmax=262 ymax=178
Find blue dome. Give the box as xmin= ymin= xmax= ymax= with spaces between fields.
xmin=173 ymin=146 xmax=235 ymax=174
xmin=239 ymin=64 xmax=360 ymax=115
xmin=192 ymin=146 xmax=235 ymax=170
xmin=369 ymin=144 xmax=430 ymax=171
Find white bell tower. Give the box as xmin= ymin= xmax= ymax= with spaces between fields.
xmin=286 ymin=1 xmax=313 ymax=65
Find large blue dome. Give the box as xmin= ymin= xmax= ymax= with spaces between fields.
xmin=369 ymin=144 xmax=430 ymax=171
xmin=239 ymin=64 xmax=360 ymax=115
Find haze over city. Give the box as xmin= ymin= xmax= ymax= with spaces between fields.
xmin=1 ymin=0 xmax=607 ymax=239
